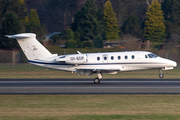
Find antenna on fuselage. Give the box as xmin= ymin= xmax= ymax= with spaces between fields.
xmin=77 ymin=51 xmax=82 ymax=54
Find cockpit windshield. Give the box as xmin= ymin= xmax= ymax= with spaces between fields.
xmin=147 ymin=53 xmax=158 ymax=58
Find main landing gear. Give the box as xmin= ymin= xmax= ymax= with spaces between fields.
xmin=159 ymin=69 xmax=164 ymax=78
xmin=94 ymin=78 xmax=100 ymax=84
xmin=94 ymin=72 xmax=102 ymax=84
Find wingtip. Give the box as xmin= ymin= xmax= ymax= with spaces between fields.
xmin=4 ymin=33 xmax=35 ymax=39
xmin=5 ymin=35 xmax=10 ymax=38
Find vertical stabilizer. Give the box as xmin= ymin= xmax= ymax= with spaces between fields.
xmin=6 ymin=33 xmax=52 ymax=60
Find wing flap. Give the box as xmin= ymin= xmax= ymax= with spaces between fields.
xmin=76 ymin=68 xmax=121 ymax=71
xmin=76 ymin=68 xmax=120 ymax=75
xmin=76 ymin=68 xmax=121 ymax=73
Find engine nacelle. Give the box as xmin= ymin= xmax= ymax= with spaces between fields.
xmin=59 ymin=54 xmax=86 ymax=64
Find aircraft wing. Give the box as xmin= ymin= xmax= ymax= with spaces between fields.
xmin=74 ymin=68 xmax=120 ymax=77
xmin=76 ymin=68 xmax=120 ymax=71
xmin=75 ymin=68 xmax=121 ymax=75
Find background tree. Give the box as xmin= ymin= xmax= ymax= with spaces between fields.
xmin=0 ymin=12 xmax=22 ymax=48
xmin=93 ymin=35 xmax=103 ymax=48
xmin=25 ymin=9 xmax=46 ymax=40
xmin=14 ymin=0 xmax=27 ymax=24
xmin=144 ymin=0 xmax=165 ymax=43
xmin=72 ymin=0 xmax=104 ymax=48
xmin=162 ymin=0 xmax=180 ymax=42
xmin=0 ymin=0 xmax=27 ymax=49
xmin=60 ymin=27 xmax=76 ymax=47
xmin=83 ymin=41 xmax=93 ymax=48
xmin=28 ymin=9 xmax=40 ymax=25
xmin=0 ymin=0 xmax=27 ymax=28
xmin=60 ymin=27 xmax=74 ymax=40
xmin=65 ymin=40 xmax=77 ymax=48
xmin=50 ymin=34 xmax=60 ymax=45
xmin=104 ymin=0 xmax=119 ymax=41
xmin=122 ymin=15 xmax=140 ymax=38
xmin=66 ymin=27 xmax=74 ymax=40
xmin=24 ymin=0 xmax=152 ymax=33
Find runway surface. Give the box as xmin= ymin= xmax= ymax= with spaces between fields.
xmin=0 ymin=78 xmax=180 ymax=94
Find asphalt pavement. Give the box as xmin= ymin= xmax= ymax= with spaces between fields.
xmin=0 ymin=78 xmax=180 ymax=94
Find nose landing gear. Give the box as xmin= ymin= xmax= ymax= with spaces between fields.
xmin=159 ymin=69 xmax=164 ymax=78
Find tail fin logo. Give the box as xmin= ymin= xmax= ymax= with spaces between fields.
xmin=33 ymin=47 xmax=38 ymax=51
xmin=32 ymin=44 xmax=38 ymax=51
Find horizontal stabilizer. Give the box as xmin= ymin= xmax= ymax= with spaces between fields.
xmin=5 ymin=34 xmax=30 ymax=39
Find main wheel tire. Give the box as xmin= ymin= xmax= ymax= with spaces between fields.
xmin=159 ymin=73 xmax=164 ymax=78
xmin=94 ymin=78 xmax=100 ymax=84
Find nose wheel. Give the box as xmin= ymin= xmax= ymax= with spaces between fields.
xmin=159 ymin=69 xmax=164 ymax=78
xmin=159 ymin=73 xmax=164 ymax=78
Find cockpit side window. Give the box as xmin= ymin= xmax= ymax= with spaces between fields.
xmin=148 ymin=53 xmax=158 ymax=58
xmin=148 ymin=54 xmax=153 ymax=58
xmin=151 ymin=54 xmax=158 ymax=58
xmin=145 ymin=55 xmax=148 ymax=58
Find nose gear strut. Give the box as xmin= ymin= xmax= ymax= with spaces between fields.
xmin=159 ymin=69 xmax=164 ymax=78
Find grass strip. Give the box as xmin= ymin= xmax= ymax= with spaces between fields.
xmin=1 ymin=114 xmax=180 ymax=120
xmin=0 ymin=64 xmax=180 ymax=79
xmin=0 ymin=95 xmax=180 ymax=120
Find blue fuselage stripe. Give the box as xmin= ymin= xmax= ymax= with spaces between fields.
xmin=28 ymin=60 xmax=162 ymax=66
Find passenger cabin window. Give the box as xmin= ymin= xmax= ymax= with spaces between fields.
xmin=111 ymin=56 xmax=114 ymax=60
xmin=104 ymin=57 xmax=107 ymax=60
xmin=132 ymin=55 xmax=135 ymax=59
xmin=118 ymin=56 xmax=121 ymax=60
xmin=125 ymin=55 xmax=128 ymax=59
xmin=97 ymin=57 xmax=100 ymax=61
xmin=145 ymin=55 xmax=148 ymax=58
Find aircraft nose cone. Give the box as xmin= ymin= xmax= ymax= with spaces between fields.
xmin=173 ymin=61 xmax=177 ymax=67
xmin=170 ymin=61 xmax=177 ymax=67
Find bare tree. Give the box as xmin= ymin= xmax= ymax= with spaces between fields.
xmin=121 ymin=34 xmax=141 ymax=51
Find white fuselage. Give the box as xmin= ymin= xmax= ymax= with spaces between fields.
xmin=28 ymin=51 xmax=177 ymax=74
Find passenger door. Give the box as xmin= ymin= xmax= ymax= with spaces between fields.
xmin=102 ymin=54 xmax=108 ymax=63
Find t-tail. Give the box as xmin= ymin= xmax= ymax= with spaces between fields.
xmin=6 ymin=33 xmax=53 ymax=60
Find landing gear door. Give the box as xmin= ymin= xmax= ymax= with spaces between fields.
xmin=86 ymin=54 xmax=88 ymax=63
xmin=102 ymin=54 xmax=108 ymax=63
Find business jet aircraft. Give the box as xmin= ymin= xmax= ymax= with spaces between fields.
xmin=6 ymin=33 xmax=177 ymax=84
